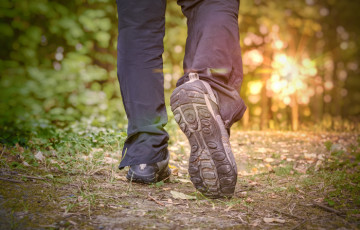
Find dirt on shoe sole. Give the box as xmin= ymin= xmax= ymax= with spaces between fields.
xmin=170 ymin=76 xmax=237 ymax=198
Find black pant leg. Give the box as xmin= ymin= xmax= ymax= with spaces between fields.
xmin=177 ymin=0 xmax=247 ymax=129
xmin=117 ymin=0 xmax=169 ymax=168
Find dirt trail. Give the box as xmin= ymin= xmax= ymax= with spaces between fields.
xmin=1 ymin=131 xmax=359 ymax=229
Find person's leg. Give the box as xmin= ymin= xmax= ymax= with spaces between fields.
xmin=116 ymin=0 xmax=170 ymax=181
xmin=171 ymin=0 xmax=246 ymax=197
xmin=177 ymin=0 xmax=247 ymax=129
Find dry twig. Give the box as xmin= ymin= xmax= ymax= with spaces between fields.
xmin=147 ymin=193 xmax=165 ymax=206
xmin=290 ymin=219 xmax=307 ymax=230
xmin=311 ymin=202 xmax=344 ymax=215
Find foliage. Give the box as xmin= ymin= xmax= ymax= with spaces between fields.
xmin=0 ymin=0 xmax=124 ymax=148
xmin=321 ymin=137 xmax=360 ymax=208
xmin=238 ymin=0 xmax=360 ymax=130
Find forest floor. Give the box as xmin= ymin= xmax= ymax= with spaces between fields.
xmin=0 ymin=130 xmax=359 ymax=229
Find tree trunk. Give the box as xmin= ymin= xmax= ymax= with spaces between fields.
xmin=260 ymin=77 xmax=269 ymax=130
xmin=291 ymin=93 xmax=299 ymax=131
xmin=242 ymin=108 xmax=249 ymax=130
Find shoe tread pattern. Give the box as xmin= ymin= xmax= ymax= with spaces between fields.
xmin=171 ymin=84 xmax=237 ymax=198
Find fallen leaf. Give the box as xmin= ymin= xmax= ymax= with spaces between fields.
xmin=169 ymin=164 xmax=179 ymax=175
xmin=15 ymin=143 xmax=24 ymax=153
xmin=35 ymin=151 xmax=45 ymax=161
xmin=269 ymin=193 xmax=278 ymax=199
xmin=238 ymin=191 xmax=247 ymax=197
xmin=264 ymin=158 xmax=274 ymax=163
xmin=170 ymin=190 xmax=196 ymax=200
xmin=177 ymin=178 xmax=191 ymax=183
xmin=293 ymin=164 xmax=308 ymax=174
xmin=249 ymin=181 xmax=259 ymax=186
xmin=169 ymin=164 xmax=178 ymax=169
xmin=239 ymin=170 xmax=249 ymax=176
xmin=171 ymin=169 xmax=179 ymax=176
xmin=304 ymin=153 xmax=317 ymax=160
xmin=169 ymin=146 xmax=179 ymax=151
xmin=257 ymin=148 xmax=268 ymax=153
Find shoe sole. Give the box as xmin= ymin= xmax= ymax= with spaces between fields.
xmin=170 ymin=79 xmax=237 ymax=198
xmin=126 ymin=168 xmax=171 ymax=184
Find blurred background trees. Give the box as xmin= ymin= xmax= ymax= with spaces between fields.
xmin=238 ymin=0 xmax=360 ymax=131
xmin=0 ymin=0 xmax=359 ymax=146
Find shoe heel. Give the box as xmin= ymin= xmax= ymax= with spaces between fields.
xmin=170 ymin=83 xmax=237 ymax=198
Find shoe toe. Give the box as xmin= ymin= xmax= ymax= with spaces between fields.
xmin=126 ymin=164 xmax=157 ymax=183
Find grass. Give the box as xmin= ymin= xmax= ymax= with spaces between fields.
xmin=274 ymin=163 xmax=294 ymax=176
xmin=0 ymin=127 xmax=359 ymax=228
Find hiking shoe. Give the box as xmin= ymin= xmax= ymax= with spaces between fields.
xmin=170 ymin=73 xmax=237 ymax=198
xmin=126 ymin=153 xmax=171 ymax=184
